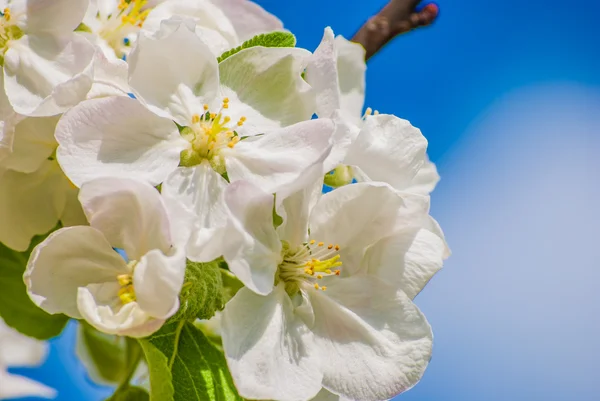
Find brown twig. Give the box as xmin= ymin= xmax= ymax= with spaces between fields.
xmin=351 ymin=0 xmax=439 ymax=61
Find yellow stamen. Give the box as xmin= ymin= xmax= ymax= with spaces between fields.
xmin=191 ymin=114 xmax=200 ymax=124
xmin=309 ymin=240 xmax=316 ymax=245
xmin=314 ymin=283 xmax=320 ymax=289
xmin=321 ymin=286 xmax=327 ymax=291
xmin=203 ymin=104 xmax=209 ymax=111
xmin=117 ymin=274 xmax=132 ymax=286
xmin=327 ymin=244 xmax=333 ymax=249
xmin=318 ymin=242 xmax=324 ymax=247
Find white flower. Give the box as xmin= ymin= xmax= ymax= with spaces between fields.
xmin=306 ymin=28 xmax=440 ymax=195
xmin=220 ymin=181 xmax=434 ymax=401
xmin=0 ymin=318 xmax=56 ymax=400
xmin=0 ymin=0 xmax=95 ymax=116
xmin=0 ymin=115 xmax=84 ymax=251
xmin=24 ymin=178 xmax=186 ymax=337
xmin=142 ymin=0 xmax=283 ymax=55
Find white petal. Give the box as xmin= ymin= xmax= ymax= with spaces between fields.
xmin=226 ymin=118 xmax=334 ymax=199
xmin=0 ymin=320 xmax=48 ymax=367
xmin=214 ymin=0 xmax=284 ymax=41
xmin=0 ymin=371 xmax=56 ymax=400
xmin=0 ymin=161 xmax=66 ymax=252
xmin=0 ymin=113 xmax=17 ymax=162
xmin=305 ymin=28 xmax=340 ymax=118
xmin=24 ymin=0 xmax=89 ymax=33
xmin=0 ymin=71 xmax=13 ymax=120
xmin=0 ymin=116 xmax=59 ymax=173
xmin=362 ymin=228 xmax=446 ymax=299
xmin=276 ymin=178 xmax=323 ymax=247
xmin=79 ymin=177 xmax=173 ymax=260
xmin=60 ymin=181 xmax=88 ymax=227
xmin=133 ymin=248 xmax=186 ymax=319
xmin=143 ymin=0 xmax=238 ymax=47
xmin=4 ymin=33 xmax=95 ymax=116
xmin=55 ymin=96 xmax=185 ymax=187
xmin=322 ymin=110 xmax=360 ymax=173
xmin=86 ymin=51 xmax=130 ymax=99
xmin=219 ymin=46 xmax=314 ymax=137
xmin=162 ymin=163 xmax=230 ymax=262
xmin=309 ymin=277 xmax=433 ymax=400
xmin=335 ymin=35 xmax=366 ymax=123
xmin=25 ymin=226 xmax=129 ymax=318
xmin=407 ymin=157 xmax=441 ymax=195
xmin=345 ymin=115 xmax=428 ymax=190
xmin=77 ymin=287 xmax=163 ymax=337
xmin=310 ymin=182 xmax=426 ymax=254
xmin=222 ymin=285 xmax=322 ymax=401
xmin=223 ymin=181 xmax=281 ymax=295
xmin=129 ymin=20 xmax=220 ymax=125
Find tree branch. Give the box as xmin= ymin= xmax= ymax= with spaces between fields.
xmin=351 ymin=0 xmax=439 ymax=61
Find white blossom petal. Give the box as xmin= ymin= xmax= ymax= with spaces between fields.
xmin=56 ymin=96 xmax=186 ymax=187
xmin=223 ymin=181 xmax=281 ymax=295
xmin=226 ymin=118 xmax=334 ymax=199
xmin=309 ymin=277 xmax=433 ymax=400
xmin=305 ymin=28 xmax=340 ymax=119
xmin=0 ymin=320 xmax=48 ymax=367
xmin=86 ymin=51 xmax=130 ymax=99
xmin=334 ymin=35 xmax=366 ymax=123
xmin=219 ymin=46 xmax=314 ymax=136
xmin=129 ymin=21 xmax=220 ymax=125
xmin=215 ymin=0 xmax=284 ymax=41
xmin=162 ymin=163 xmax=229 ymax=262
xmin=24 ymin=0 xmax=89 ymax=34
xmin=408 ymin=157 xmax=440 ymax=195
xmin=0 ymin=161 xmax=66 ymax=251
xmin=25 ymin=226 xmax=129 ymax=318
xmin=133 ymin=248 xmax=185 ymax=320
xmin=362 ymin=228 xmax=446 ymax=299
xmin=4 ymin=33 xmax=95 ymax=116
xmin=222 ymin=285 xmax=322 ymax=401
xmin=78 ymin=177 xmax=173 ymax=260
xmin=345 ymin=115 xmax=428 ymax=190
xmin=0 ymin=371 xmax=56 ymax=400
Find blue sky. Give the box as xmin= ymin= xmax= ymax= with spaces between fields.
xmin=10 ymin=0 xmax=600 ymax=400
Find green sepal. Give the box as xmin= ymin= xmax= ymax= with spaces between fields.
xmin=168 ymin=259 xmax=224 ymax=323
xmin=0 ymin=233 xmax=69 ymax=340
xmin=217 ymin=31 xmax=296 ymax=63
xmin=323 ymin=165 xmax=354 ymax=188
xmin=75 ymin=22 xmax=92 ymax=33
xmin=139 ymin=321 xmax=244 ymax=401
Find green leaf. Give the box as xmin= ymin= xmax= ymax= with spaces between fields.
xmin=140 ymin=321 xmax=243 ymax=401
xmin=217 ymin=31 xmax=296 ymax=63
xmin=220 ymin=268 xmax=243 ymax=304
xmin=0 ymin=241 xmax=68 ymax=339
xmin=169 ymin=260 xmax=224 ymax=323
xmin=106 ymin=386 xmax=150 ymax=401
xmin=77 ymin=322 xmax=142 ymax=386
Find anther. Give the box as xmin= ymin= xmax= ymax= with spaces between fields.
xmin=210 ymin=113 xmax=216 ymax=120
xmin=191 ymin=114 xmax=200 ymax=124
xmin=321 ymin=286 xmax=327 ymax=291
xmin=335 ymin=245 xmax=340 ymax=251
xmin=317 ymin=274 xmax=323 ymax=279
xmin=314 ymin=283 xmax=320 ymax=289
xmin=309 ymin=240 xmax=316 ymax=245
xmin=318 ymin=242 xmax=324 ymax=247
xmin=203 ymin=104 xmax=209 ymax=111
xmin=335 ymin=270 xmax=341 ymax=276
xmin=328 ymin=244 xmax=333 ymax=249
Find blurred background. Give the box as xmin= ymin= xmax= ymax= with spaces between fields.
xmin=11 ymin=0 xmax=600 ymax=400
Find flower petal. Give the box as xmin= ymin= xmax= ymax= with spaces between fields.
xmin=129 ymin=20 xmax=220 ymax=125
xmin=77 ymin=287 xmax=163 ymax=337
xmin=4 ymin=33 xmax=95 ymax=116
xmin=0 ymin=319 xmax=48 ymax=367
xmin=1 ymin=116 xmax=59 ymax=173
xmin=219 ymin=46 xmax=314 ymax=136
xmin=223 ymin=181 xmax=281 ymax=295
xmin=309 ymin=277 xmax=433 ymax=400
xmin=362 ymin=228 xmax=446 ymax=299
xmin=222 ymin=285 xmax=322 ymax=401
xmin=334 ymin=35 xmax=366 ymax=123
xmin=25 ymin=226 xmax=128 ymax=318
xmin=55 ymin=96 xmax=185 ymax=187
xmin=276 ymin=178 xmax=323 ymax=247
xmin=0 ymin=161 xmax=66 ymax=251
xmin=0 ymin=371 xmax=56 ymax=400
xmin=215 ymin=0 xmax=284 ymax=41
xmin=133 ymin=248 xmax=186 ymax=320
xmin=226 ymin=118 xmax=334 ymax=199
xmin=24 ymin=0 xmax=89 ymax=33
xmin=78 ymin=177 xmax=173 ymax=260
xmin=408 ymin=157 xmax=441 ymax=195
xmin=162 ymin=163 xmax=230 ymax=262
xmin=305 ymin=28 xmax=340 ymax=119
xmin=345 ymin=115 xmax=428 ymax=190
xmin=86 ymin=51 xmax=130 ymax=99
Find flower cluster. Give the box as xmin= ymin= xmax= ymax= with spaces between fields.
xmin=0 ymin=0 xmax=449 ymax=400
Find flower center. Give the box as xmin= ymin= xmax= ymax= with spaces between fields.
xmin=277 ymin=240 xmax=343 ymax=295
xmin=179 ymin=97 xmax=245 ymax=173
xmin=116 ymin=260 xmax=138 ymax=305
xmin=0 ymin=8 xmax=23 ymax=66
xmin=97 ymin=0 xmax=150 ymax=60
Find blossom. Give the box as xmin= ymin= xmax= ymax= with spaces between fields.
xmin=0 ymin=115 xmax=85 ymax=251
xmin=220 ymin=181 xmax=435 ymax=401
xmin=0 ymin=318 xmax=56 ymax=400
xmin=306 ymin=28 xmax=441 ymax=195
xmin=0 ymin=0 xmax=95 ymax=116
xmin=142 ymin=0 xmax=283 ymax=55
xmin=24 ymin=177 xmax=186 ymax=337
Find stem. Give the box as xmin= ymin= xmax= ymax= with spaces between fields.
xmin=352 ymin=0 xmax=439 ymax=61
